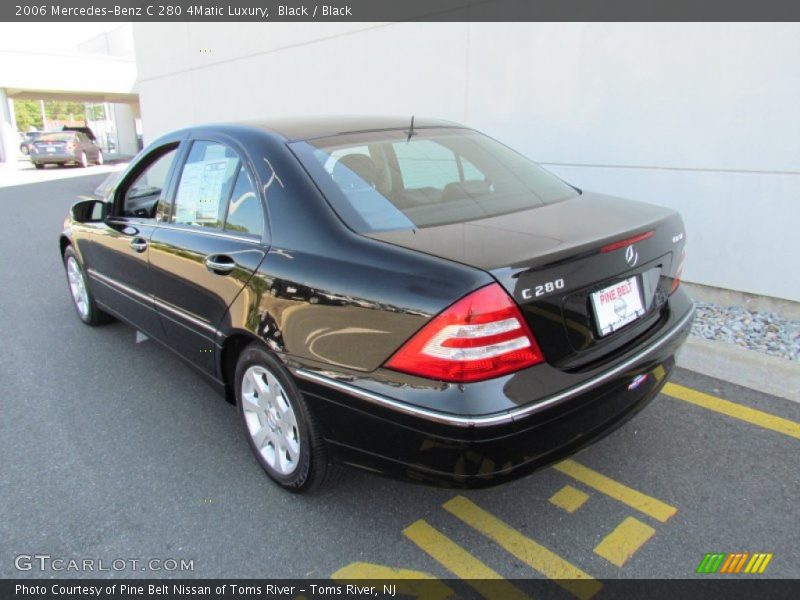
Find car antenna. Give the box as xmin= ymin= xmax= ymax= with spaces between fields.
xmin=405 ymin=115 xmax=416 ymax=143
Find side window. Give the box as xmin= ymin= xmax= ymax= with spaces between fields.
xmin=172 ymin=141 xmax=240 ymax=229
xmin=224 ymin=166 xmax=263 ymax=237
xmin=121 ymin=147 xmax=179 ymax=219
xmin=393 ymin=140 xmax=460 ymax=189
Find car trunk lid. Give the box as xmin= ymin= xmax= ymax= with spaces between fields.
xmin=367 ymin=192 xmax=686 ymax=367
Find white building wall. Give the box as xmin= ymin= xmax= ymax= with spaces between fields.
xmin=132 ymin=22 xmax=800 ymax=302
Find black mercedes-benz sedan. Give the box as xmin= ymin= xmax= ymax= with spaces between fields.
xmin=60 ymin=117 xmax=694 ymax=492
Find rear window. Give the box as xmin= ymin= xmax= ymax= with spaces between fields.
xmin=38 ymin=133 xmax=76 ymax=142
xmin=290 ymin=128 xmax=578 ymax=233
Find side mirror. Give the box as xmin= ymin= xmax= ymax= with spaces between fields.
xmin=70 ymin=199 xmax=108 ymax=223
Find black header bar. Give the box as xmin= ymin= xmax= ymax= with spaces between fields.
xmin=3 ymin=0 xmax=800 ymax=22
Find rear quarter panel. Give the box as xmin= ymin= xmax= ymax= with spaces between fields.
xmin=219 ymin=132 xmax=492 ymax=372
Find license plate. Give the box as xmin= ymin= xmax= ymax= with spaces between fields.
xmin=591 ymin=276 xmax=646 ymax=336
xmin=46 ymin=147 xmax=55 ymax=152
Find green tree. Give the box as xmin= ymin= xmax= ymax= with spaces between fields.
xmin=13 ymin=100 xmax=42 ymax=131
xmin=44 ymin=100 xmax=86 ymax=124
xmin=13 ymin=99 xmax=87 ymax=131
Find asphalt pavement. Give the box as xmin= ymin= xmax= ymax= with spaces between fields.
xmin=0 ymin=169 xmax=798 ymax=586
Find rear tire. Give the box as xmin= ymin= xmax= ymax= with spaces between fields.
xmin=95 ymin=150 xmax=104 ymax=166
xmin=21 ymin=146 xmax=29 ymax=155
xmin=63 ymin=246 xmax=113 ymax=326
xmin=78 ymin=152 xmax=88 ymax=168
xmin=34 ymin=163 xmax=44 ymax=170
xmin=235 ymin=344 xmax=331 ymax=493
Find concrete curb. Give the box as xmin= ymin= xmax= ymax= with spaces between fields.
xmin=682 ymin=281 xmax=800 ymax=320
xmin=676 ymin=336 xmax=800 ymax=403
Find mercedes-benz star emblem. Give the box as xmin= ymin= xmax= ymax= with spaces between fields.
xmin=625 ymin=245 xmax=639 ymax=267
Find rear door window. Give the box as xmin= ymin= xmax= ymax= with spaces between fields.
xmin=224 ymin=166 xmax=264 ymax=238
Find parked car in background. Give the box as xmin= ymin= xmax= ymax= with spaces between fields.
xmin=30 ymin=131 xmax=104 ymax=169
xmin=19 ymin=131 xmax=44 ymax=155
xmin=59 ymin=117 xmax=693 ymax=492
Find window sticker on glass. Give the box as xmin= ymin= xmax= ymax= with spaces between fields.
xmin=173 ymin=141 xmax=239 ymax=228
xmin=175 ymin=160 xmax=229 ymax=224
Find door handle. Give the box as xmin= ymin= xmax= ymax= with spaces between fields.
xmin=205 ymin=255 xmax=236 ymax=274
xmin=130 ymin=237 xmax=148 ymax=253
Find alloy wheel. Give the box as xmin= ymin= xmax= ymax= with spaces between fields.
xmin=66 ymin=256 xmax=90 ymax=319
xmin=241 ymin=365 xmax=300 ymax=475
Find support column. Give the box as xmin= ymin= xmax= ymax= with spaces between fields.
xmin=112 ymin=102 xmax=138 ymax=156
xmin=0 ymin=88 xmax=18 ymax=164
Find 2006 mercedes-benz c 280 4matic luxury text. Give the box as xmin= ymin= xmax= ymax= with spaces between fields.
xmin=60 ymin=117 xmax=694 ymax=492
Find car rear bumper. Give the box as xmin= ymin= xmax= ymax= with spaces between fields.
xmin=31 ymin=152 xmax=77 ymax=164
xmin=294 ymin=297 xmax=694 ymax=488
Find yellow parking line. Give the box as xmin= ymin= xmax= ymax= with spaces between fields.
xmin=593 ymin=517 xmax=655 ymax=567
xmin=553 ymin=460 xmax=677 ymax=523
xmin=663 ymin=382 xmax=800 ymax=441
xmin=549 ymin=485 xmax=590 ymax=513
xmin=443 ymin=496 xmax=602 ymax=600
xmin=403 ymin=520 xmax=530 ymax=600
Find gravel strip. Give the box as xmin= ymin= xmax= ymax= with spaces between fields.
xmin=690 ymin=301 xmax=800 ymax=361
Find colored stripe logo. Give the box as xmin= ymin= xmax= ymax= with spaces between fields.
xmin=696 ymin=552 xmax=773 ymax=574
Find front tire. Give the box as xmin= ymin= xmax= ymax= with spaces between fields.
xmin=63 ymin=246 xmax=113 ymax=325
xmin=78 ymin=152 xmax=88 ymax=168
xmin=95 ymin=150 xmax=104 ymax=165
xmin=235 ymin=344 xmax=330 ymax=492
xmin=34 ymin=163 xmax=44 ymax=169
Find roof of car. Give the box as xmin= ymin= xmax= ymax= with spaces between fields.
xmin=222 ymin=116 xmax=468 ymax=142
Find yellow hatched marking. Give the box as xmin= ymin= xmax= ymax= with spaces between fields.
xmin=553 ymin=459 xmax=677 ymax=523
xmin=663 ymin=382 xmax=800 ymax=441
xmin=332 ymin=562 xmax=454 ymax=600
xmin=403 ymin=520 xmax=529 ymax=600
xmin=443 ymin=496 xmax=601 ymax=600
xmin=549 ymin=485 xmax=590 ymax=513
xmin=593 ymin=517 xmax=655 ymax=567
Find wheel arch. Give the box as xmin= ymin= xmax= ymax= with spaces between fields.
xmin=59 ymin=234 xmax=72 ymax=258
xmin=219 ymin=330 xmax=266 ymax=404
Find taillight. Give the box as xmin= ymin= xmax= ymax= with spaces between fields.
xmin=66 ymin=142 xmax=76 ymax=150
xmin=385 ymin=283 xmax=544 ymax=382
xmin=670 ymin=250 xmax=686 ymax=294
